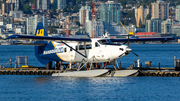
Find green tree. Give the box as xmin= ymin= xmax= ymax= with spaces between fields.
xmin=118 ymin=0 xmax=127 ymax=6
xmin=82 ymin=1 xmax=85 ymax=6
xmin=23 ymin=4 xmax=31 ymax=14
xmin=50 ymin=2 xmax=56 ymax=13
xmin=73 ymin=5 xmax=80 ymax=13
xmin=63 ymin=7 xmax=68 ymax=13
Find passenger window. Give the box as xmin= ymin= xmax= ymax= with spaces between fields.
xmin=75 ymin=46 xmax=78 ymax=50
xmin=86 ymin=44 xmax=92 ymax=49
xmin=79 ymin=45 xmax=84 ymax=50
xmin=64 ymin=48 xmax=66 ymax=52
xmin=95 ymin=42 xmax=100 ymax=47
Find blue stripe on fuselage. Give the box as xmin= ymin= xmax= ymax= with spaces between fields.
xmin=39 ymin=42 xmax=64 ymax=61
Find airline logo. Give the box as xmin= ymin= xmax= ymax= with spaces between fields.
xmin=36 ymin=29 xmax=44 ymax=36
xmin=43 ymin=47 xmax=63 ymax=55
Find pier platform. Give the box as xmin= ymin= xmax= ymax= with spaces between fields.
xmin=139 ymin=70 xmax=180 ymax=77
xmin=1 ymin=67 xmax=180 ymax=77
xmin=0 ymin=68 xmax=62 ymax=75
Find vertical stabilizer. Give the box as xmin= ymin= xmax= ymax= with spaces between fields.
xmin=35 ymin=22 xmax=49 ymax=65
xmin=35 ymin=22 xmax=48 ymax=36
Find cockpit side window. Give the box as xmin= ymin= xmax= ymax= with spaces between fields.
xmin=64 ymin=48 xmax=66 ymax=52
xmin=95 ymin=42 xmax=100 ymax=47
xmin=98 ymin=39 xmax=112 ymax=44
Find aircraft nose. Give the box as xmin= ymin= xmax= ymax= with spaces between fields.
xmin=126 ymin=47 xmax=132 ymax=52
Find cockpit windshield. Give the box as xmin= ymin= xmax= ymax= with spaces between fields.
xmin=98 ymin=39 xmax=111 ymax=44
xmin=98 ymin=39 xmax=121 ymax=45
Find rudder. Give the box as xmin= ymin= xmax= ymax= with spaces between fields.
xmin=35 ymin=22 xmax=48 ymax=36
xmin=35 ymin=22 xmax=49 ymax=65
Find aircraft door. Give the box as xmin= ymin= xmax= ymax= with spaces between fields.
xmin=75 ymin=44 xmax=88 ymax=62
xmin=94 ymin=42 xmax=104 ymax=60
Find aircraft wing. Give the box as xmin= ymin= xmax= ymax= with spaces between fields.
xmin=110 ymin=37 xmax=175 ymax=42
xmin=5 ymin=35 xmax=92 ymax=42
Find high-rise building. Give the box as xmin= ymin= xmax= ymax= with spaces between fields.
xmin=151 ymin=0 xmax=169 ymax=20
xmin=86 ymin=20 xmax=104 ymax=37
xmin=161 ymin=19 xmax=172 ymax=34
xmin=79 ymin=6 xmax=92 ymax=27
xmin=100 ymin=1 xmax=121 ymax=24
xmin=1 ymin=3 xmax=15 ymax=14
xmin=104 ymin=22 xmax=136 ymax=35
xmin=50 ymin=0 xmax=54 ymax=4
xmin=171 ymin=26 xmax=180 ymax=37
xmin=176 ymin=5 xmax=180 ymax=21
xmin=135 ymin=6 xmax=150 ymax=27
xmin=37 ymin=0 xmax=50 ymax=10
xmin=146 ymin=18 xmax=163 ymax=33
xmin=26 ymin=15 xmax=48 ymax=35
xmin=6 ymin=0 xmax=19 ymax=10
xmin=54 ymin=0 xmax=66 ymax=10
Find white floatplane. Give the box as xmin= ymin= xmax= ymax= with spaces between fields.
xmin=5 ymin=22 xmax=175 ymax=77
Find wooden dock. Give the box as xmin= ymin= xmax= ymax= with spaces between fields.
xmin=139 ymin=70 xmax=180 ymax=77
xmin=0 ymin=68 xmax=63 ymax=75
xmin=1 ymin=67 xmax=180 ymax=77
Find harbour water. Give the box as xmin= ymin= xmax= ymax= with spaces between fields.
xmin=0 ymin=44 xmax=180 ymax=100
xmin=0 ymin=44 xmax=180 ymax=68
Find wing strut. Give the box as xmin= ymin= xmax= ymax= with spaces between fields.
xmin=61 ymin=41 xmax=87 ymax=58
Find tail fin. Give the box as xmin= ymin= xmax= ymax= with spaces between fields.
xmin=35 ymin=22 xmax=49 ymax=65
xmin=35 ymin=22 xmax=48 ymax=36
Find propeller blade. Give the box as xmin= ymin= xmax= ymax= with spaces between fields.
xmin=128 ymin=34 xmax=129 ymax=47
xmin=119 ymin=52 xmax=125 ymax=57
xmin=131 ymin=51 xmax=139 ymax=57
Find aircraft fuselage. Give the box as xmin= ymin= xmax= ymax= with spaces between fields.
xmin=39 ymin=38 xmax=130 ymax=63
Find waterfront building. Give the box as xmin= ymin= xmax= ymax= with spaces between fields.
xmin=146 ymin=18 xmax=163 ymax=33
xmin=54 ymin=0 xmax=66 ymax=10
xmin=86 ymin=20 xmax=104 ymax=37
xmin=135 ymin=6 xmax=150 ymax=27
xmin=135 ymin=32 xmax=161 ymax=38
xmin=79 ymin=6 xmax=92 ymax=27
xmin=1 ymin=3 xmax=15 ymax=14
xmin=161 ymin=19 xmax=172 ymax=34
xmin=151 ymin=0 xmax=169 ymax=20
xmin=171 ymin=25 xmax=180 ymax=37
xmin=176 ymin=5 xmax=180 ymax=21
xmin=37 ymin=0 xmax=50 ymax=10
xmin=26 ymin=15 xmax=48 ymax=35
xmin=100 ymin=1 xmax=121 ymax=24
xmin=104 ymin=22 xmax=135 ymax=35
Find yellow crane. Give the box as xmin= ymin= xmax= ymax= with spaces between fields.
xmin=119 ymin=21 xmax=134 ymax=35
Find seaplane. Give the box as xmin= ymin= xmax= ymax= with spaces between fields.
xmin=5 ymin=22 xmax=175 ymax=77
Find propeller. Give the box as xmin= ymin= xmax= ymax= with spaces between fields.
xmin=119 ymin=53 xmax=125 ymax=57
xmin=127 ymin=34 xmax=139 ymax=57
xmin=132 ymin=51 xmax=139 ymax=57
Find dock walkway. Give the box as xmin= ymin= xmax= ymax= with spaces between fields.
xmin=0 ymin=69 xmax=63 ymax=75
